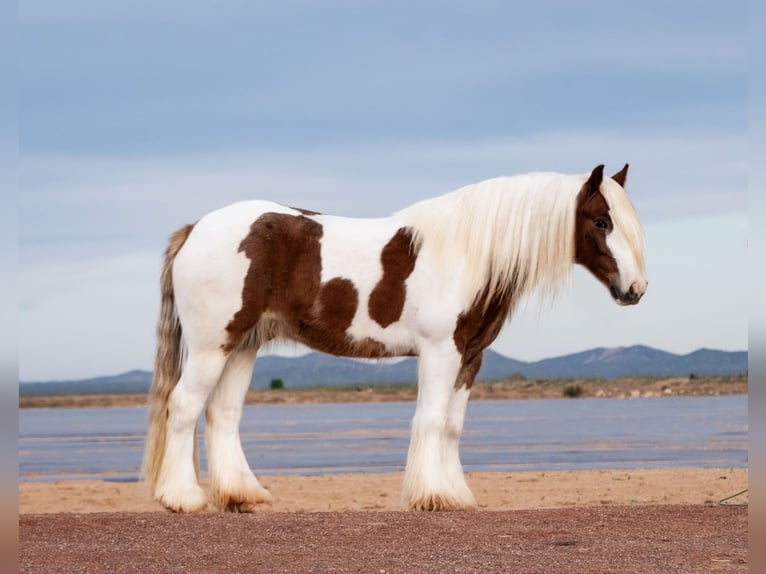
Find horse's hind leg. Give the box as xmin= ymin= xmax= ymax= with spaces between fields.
xmin=155 ymin=348 xmax=228 ymax=512
xmin=206 ymin=347 xmax=273 ymax=512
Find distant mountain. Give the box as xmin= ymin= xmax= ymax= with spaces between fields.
xmin=525 ymin=345 xmax=746 ymax=379
xmin=20 ymin=369 xmax=154 ymax=397
xmin=19 ymin=345 xmax=747 ymax=397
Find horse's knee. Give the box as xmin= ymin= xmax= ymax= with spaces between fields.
xmin=412 ymin=406 xmax=448 ymax=432
xmin=444 ymin=418 xmax=464 ymax=440
xmin=205 ymin=400 xmax=243 ymax=430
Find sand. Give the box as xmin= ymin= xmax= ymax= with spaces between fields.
xmin=18 ymin=466 xmax=748 ymax=514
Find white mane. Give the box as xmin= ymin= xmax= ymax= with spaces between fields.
xmin=398 ymin=172 xmax=583 ymax=309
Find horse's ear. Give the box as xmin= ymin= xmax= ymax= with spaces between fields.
xmin=611 ymin=163 xmax=629 ymax=187
xmin=586 ymin=164 xmax=604 ymax=195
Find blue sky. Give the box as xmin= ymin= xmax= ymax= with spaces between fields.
xmin=19 ymin=1 xmax=747 ymax=381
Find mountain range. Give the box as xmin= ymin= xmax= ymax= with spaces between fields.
xmin=19 ymin=345 xmax=747 ymax=397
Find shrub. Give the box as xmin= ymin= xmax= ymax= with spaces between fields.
xmin=270 ymin=378 xmax=285 ymax=390
xmin=562 ymin=383 xmax=583 ymax=398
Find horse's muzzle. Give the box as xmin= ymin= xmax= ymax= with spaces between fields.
xmin=610 ymin=281 xmax=647 ymax=306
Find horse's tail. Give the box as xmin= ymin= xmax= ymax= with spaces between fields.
xmin=142 ymin=223 xmax=195 ymax=497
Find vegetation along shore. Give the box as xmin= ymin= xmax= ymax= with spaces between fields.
xmin=19 ymin=374 xmax=747 ymax=409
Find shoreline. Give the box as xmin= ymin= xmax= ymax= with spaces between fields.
xmin=19 ymin=374 xmax=748 ymax=409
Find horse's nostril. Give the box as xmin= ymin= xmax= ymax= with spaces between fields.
xmin=627 ymin=282 xmax=645 ymax=301
xmin=623 ymin=282 xmax=646 ymax=304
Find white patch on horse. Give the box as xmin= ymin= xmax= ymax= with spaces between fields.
xmin=316 ymin=215 xmax=419 ymax=355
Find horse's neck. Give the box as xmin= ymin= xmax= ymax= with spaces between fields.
xmin=399 ymin=174 xmax=579 ymax=309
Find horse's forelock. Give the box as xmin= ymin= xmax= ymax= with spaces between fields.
xmin=600 ymin=179 xmax=646 ymax=272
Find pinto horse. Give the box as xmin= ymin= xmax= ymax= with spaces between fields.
xmin=142 ymin=164 xmax=647 ymax=512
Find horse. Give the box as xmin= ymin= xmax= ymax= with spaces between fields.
xmin=142 ymin=163 xmax=647 ymax=513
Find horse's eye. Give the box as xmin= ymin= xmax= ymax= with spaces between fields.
xmin=595 ymin=218 xmax=609 ymax=230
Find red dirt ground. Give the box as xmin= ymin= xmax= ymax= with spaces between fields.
xmin=20 ymin=505 xmax=747 ymax=573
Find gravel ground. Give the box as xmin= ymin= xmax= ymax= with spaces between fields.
xmin=20 ymin=505 xmax=747 ymax=573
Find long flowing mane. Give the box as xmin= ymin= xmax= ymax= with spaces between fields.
xmin=397 ymin=172 xmax=586 ymax=309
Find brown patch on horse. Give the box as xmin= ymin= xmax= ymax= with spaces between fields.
xmin=224 ymin=213 xmax=390 ymax=357
xmin=452 ymin=278 xmax=522 ymax=389
xmin=454 ymin=352 xmax=484 ymax=390
xmin=368 ymin=227 xmax=418 ymax=328
xmin=224 ymin=213 xmax=323 ymax=353
xmin=317 ymin=277 xmax=359 ymax=333
xmin=574 ymin=165 xmax=619 ymax=290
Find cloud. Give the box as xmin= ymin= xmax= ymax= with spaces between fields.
xmin=19 ymin=250 xmax=161 ymax=381
xmin=21 ymin=130 xmax=746 ymax=263
xmin=20 ymin=1 xmax=744 ymax=154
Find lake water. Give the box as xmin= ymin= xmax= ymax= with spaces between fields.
xmin=18 ymin=395 xmax=748 ymax=482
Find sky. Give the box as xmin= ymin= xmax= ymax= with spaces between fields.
xmin=18 ymin=0 xmax=747 ymax=381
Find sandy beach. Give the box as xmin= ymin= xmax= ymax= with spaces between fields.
xmin=19 ymin=466 xmax=747 ymax=514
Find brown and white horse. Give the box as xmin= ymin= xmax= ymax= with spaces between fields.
xmin=142 ymin=164 xmax=647 ymax=512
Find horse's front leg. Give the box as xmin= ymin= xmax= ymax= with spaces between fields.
xmin=402 ymin=342 xmax=476 ymax=510
xmin=441 ymin=354 xmax=483 ymax=509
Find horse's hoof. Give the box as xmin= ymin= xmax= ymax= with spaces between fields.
xmin=174 ymin=503 xmax=209 ymax=514
xmin=216 ymin=484 xmax=274 ymax=512
xmin=157 ymin=488 xmax=209 ymax=513
xmin=230 ymin=500 xmax=273 ymax=513
xmin=161 ymin=498 xmax=209 ymax=513
xmin=406 ymin=493 xmax=476 ymax=512
xmin=222 ymin=497 xmax=272 ymax=513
